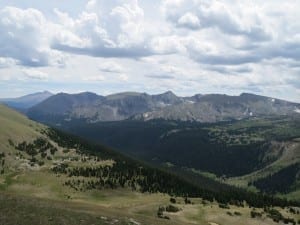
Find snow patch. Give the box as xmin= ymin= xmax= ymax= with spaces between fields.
xmin=294 ymin=108 xmax=300 ymax=113
xmin=158 ymin=101 xmax=171 ymax=107
xmin=187 ymin=100 xmax=195 ymax=104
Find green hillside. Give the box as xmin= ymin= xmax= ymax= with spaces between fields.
xmin=1 ymin=104 xmax=300 ymax=225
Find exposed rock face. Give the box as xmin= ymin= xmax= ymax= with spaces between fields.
xmin=135 ymin=93 xmax=300 ymax=122
xmin=27 ymin=91 xmax=300 ymax=123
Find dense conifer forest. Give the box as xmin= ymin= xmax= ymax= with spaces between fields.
xmin=47 ymin=128 xmax=300 ymax=208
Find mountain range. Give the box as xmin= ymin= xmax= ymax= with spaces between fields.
xmin=0 ymin=91 xmax=53 ymax=111
xmin=26 ymin=91 xmax=300 ymax=124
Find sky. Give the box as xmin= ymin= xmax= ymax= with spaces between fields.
xmin=0 ymin=0 xmax=299 ymax=102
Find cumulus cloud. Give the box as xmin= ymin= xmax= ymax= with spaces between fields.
xmin=51 ymin=0 xmax=153 ymax=58
xmin=161 ymin=0 xmax=300 ymax=66
xmin=0 ymin=7 xmax=65 ymax=67
xmin=162 ymin=0 xmax=271 ymax=40
xmin=0 ymin=1 xmax=154 ymax=67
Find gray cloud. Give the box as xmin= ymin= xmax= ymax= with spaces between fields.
xmin=286 ymin=75 xmax=300 ymax=89
xmin=188 ymin=40 xmax=300 ymax=66
xmin=52 ymin=43 xmax=153 ymax=59
xmin=145 ymin=74 xmax=175 ymax=80
xmin=190 ymin=51 xmax=261 ymax=65
xmin=206 ymin=65 xmax=252 ymax=74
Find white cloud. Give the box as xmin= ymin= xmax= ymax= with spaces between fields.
xmin=22 ymin=69 xmax=48 ymax=80
xmin=119 ymin=73 xmax=128 ymax=81
xmin=109 ymin=0 xmax=145 ymax=47
xmin=177 ymin=12 xmax=200 ymax=29
xmin=82 ymin=75 xmax=105 ymax=81
xmin=161 ymin=0 xmax=300 ymax=66
xmin=162 ymin=0 xmax=271 ymax=40
xmin=98 ymin=61 xmax=123 ymax=73
xmin=51 ymin=0 xmax=152 ymax=58
xmin=0 ymin=7 xmax=66 ymax=67
xmin=150 ymin=35 xmax=186 ymax=54
xmin=0 ymin=57 xmax=17 ymax=68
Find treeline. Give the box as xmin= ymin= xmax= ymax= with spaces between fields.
xmin=16 ymin=138 xmax=58 ymax=158
xmin=58 ymin=117 xmax=300 ymax=177
xmin=47 ymin=128 xmax=300 ymax=208
xmin=252 ymin=163 xmax=299 ymax=194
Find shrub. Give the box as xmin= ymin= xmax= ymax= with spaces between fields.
xmin=50 ymin=147 xmax=57 ymax=155
xmin=251 ymin=210 xmax=262 ymax=218
xmin=201 ymin=200 xmax=208 ymax=205
xmin=166 ymin=205 xmax=180 ymax=213
xmin=157 ymin=206 xmax=167 ymax=219
xmin=184 ymin=197 xmax=192 ymax=204
xmin=41 ymin=152 xmax=47 ymax=158
xmin=219 ymin=203 xmax=230 ymax=209
xmin=234 ymin=211 xmax=242 ymax=216
xmin=170 ymin=197 xmax=176 ymax=204
xmin=227 ymin=211 xmax=233 ymax=216
xmin=8 ymin=139 xmax=14 ymax=146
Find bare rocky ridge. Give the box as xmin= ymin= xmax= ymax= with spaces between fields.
xmin=136 ymin=93 xmax=300 ymax=122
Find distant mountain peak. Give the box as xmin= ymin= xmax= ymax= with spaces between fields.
xmin=20 ymin=90 xmax=53 ymax=98
xmin=0 ymin=91 xmax=53 ymax=110
xmin=161 ymin=90 xmax=176 ymax=96
xmin=240 ymin=92 xmax=259 ymax=97
xmin=42 ymin=90 xmax=52 ymax=94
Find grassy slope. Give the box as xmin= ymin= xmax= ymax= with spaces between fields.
xmin=0 ymin=104 xmax=299 ymax=225
xmin=0 ymin=104 xmax=44 ymax=147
